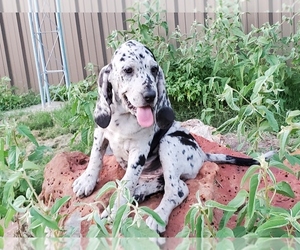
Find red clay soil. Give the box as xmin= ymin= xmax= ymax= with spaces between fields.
xmin=39 ymin=134 xmax=300 ymax=238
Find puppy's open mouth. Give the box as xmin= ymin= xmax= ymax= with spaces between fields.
xmin=123 ymin=95 xmax=154 ymax=128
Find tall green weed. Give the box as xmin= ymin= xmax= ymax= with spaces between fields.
xmin=107 ymin=0 xmax=300 ymax=152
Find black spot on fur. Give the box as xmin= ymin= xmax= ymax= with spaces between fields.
xmin=225 ymin=155 xmax=259 ymax=166
xmin=143 ymin=46 xmax=156 ymax=60
xmin=187 ymin=155 xmax=193 ymax=161
xmin=169 ymin=131 xmax=198 ymax=150
xmin=158 ymin=174 xmax=165 ymax=186
xmin=127 ymin=41 xmax=136 ymax=47
xmin=178 ymin=190 xmax=184 ymax=198
xmin=139 ymin=53 xmax=145 ymax=59
xmin=156 ymin=107 xmax=175 ymax=129
xmin=95 ymin=113 xmax=111 ymax=128
xmin=148 ymin=128 xmax=170 ymax=158
xmin=135 ymin=155 xmax=145 ymax=168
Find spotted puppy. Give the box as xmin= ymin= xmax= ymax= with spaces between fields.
xmin=72 ymin=40 xmax=268 ymax=233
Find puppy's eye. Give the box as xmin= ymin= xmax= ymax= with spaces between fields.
xmin=151 ymin=66 xmax=158 ymax=75
xmin=124 ymin=67 xmax=133 ymax=74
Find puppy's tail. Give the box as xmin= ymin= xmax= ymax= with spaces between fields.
xmin=205 ymin=151 xmax=275 ymax=166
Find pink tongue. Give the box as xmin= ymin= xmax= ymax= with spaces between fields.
xmin=136 ymin=107 xmax=154 ymax=127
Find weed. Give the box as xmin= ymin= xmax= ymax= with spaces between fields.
xmin=0 ymin=77 xmax=40 ymax=112
xmin=21 ymin=112 xmax=54 ymax=131
xmin=177 ymin=154 xmax=300 ymax=244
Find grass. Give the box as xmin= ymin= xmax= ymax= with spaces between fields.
xmin=1 ymin=103 xmax=87 ymax=157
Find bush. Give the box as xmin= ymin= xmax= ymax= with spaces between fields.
xmin=107 ymin=0 xmax=300 ymax=151
xmin=0 ymin=77 xmax=40 ymax=112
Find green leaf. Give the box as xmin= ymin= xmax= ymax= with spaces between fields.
xmin=205 ymin=200 xmax=236 ymax=212
xmin=121 ymin=219 xmax=159 ymax=238
xmin=22 ymin=160 xmax=40 ymax=171
xmin=278 ymin=127 xmax=292 ymax=159
xmin=228 ymin=189 xmax=248 ymax=208
xmin=8 ymin=146 xmax=21 ymax=169
xmin=0 ymin=205 xmax=8 ymax=218
xmin=232 ymin=226 xmax=246 ymax=237
xmin=28 ymin=145 xmax=52 ymax=162
xmin=30 ymin=207 xmax=60 ymax=230
xmin=270 ymin=155 xmax=295 ymax=176
xmin=195 ymin=214 xmax=204 ymax=238
xmin=139 ymin=206 xmax=165 ymax=226
xmin=285 ymin=153 xmax=300 ymax=166
xmin=87 ymin=224 xmax=101 ymax=238
xmin=291 ymin=220 xmax=300 ymax=232
xmin=10 ymin=195 xmax=26 ymax=213
xmin=184 ymin=206 xmax=198 ymax=233
xmin=256 ymin=216 xmax=288 ymax=234
xmin=286 ymin=110 xmax=300 ymax=124
xmin=176 ymin=225 xmax=191 ymax=237
xmin=240 ymin=165 xmax=260 ymax=187
xmin=0 ymin=224 xmax=4 ymax=237
xmin=231 ymin=27 xmax=245 ymax=37
xmin=252 ymin=75 xmax=267 ymax=98
xmin=4 ymin=208 xmax=16 ymax=228
xmin=119 ymin=237 xmax=160 ymax=250
xmin=291 ymin=201 xmax=300 ymax=217
xmin=93 ymin=212 xmax=109 ymax=236
xmin=216 ymin=238 xmax=235 ymax=250
xmin=3 ymin=172 xmax=22 ymax=205
xmin=270 ymin=206 xmax=289 ymax=217
xmin=257 ymin=106 xmax=279 ymax=132
xmin=247 ymin=173 xmax=260 ymax=219
xmin=216 ymin=227 xmax=234 ymax=238
xmin=17 ymin=125 xmax=39 ymax=147
xmin=95 ymin=181 xmax=116 ymax=199
xmin=273 ymin=181 xmax=295 ymax=198
xmin=219 ymin=190 xmax=248 ymax=229
xmin=0 ymin=138 xmax=5 ymax=166
xmin=50 ymin=196 xmax=71 ymax=215
xmin=112 ymin=204 xmax=129 ymax=237
xmin=221 ymin=84 xmax=240 ymax=111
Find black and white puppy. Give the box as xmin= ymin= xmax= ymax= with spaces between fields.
xmin=72 ymin=40 xmax=271 ymax=233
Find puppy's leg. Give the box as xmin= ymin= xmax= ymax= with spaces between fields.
xmin=101 ymin=150 xmax=148 ymax=218
xmin=133 ymin=174 xmax=164 ymax=202
xmin=72 ymin=127 xmax=108 ymax=197
xmin=146 ymin=128 xmax=204 ymax=233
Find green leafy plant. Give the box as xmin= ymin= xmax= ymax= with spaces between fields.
xmin=75 ymin=180 xmax=164 ymax=249
xmin=177 ymin=154 xmax=300 ymax=241
xmin=0 ymin=123 xmax=71 ymax=239
xmin=84 ymin=180 xmax=164 ymax=237
xmin=50 ymin=63 xmax=98 ymax=154
xmin=0 ymin=76 xmax=40 ymax=112
xmin=107 ymin=0 xmax=300 ymax=139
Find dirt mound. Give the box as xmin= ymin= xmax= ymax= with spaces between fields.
xmin=39 ymin=134 xmax=299 ymax=238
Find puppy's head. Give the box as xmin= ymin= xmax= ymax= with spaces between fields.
xmin=94 ymin=40 xmax=174 ymax=129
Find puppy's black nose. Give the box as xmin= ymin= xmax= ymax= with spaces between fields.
xmin=143 ymin=90 xmax=156 ymax=103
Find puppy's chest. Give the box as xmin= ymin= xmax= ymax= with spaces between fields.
xmin=105 ymin=126 xmax=155 ymax=168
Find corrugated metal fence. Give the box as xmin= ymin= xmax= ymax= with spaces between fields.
xmin=0 ymin=0 xmax=299 ymax=93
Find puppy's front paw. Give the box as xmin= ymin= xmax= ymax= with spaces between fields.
xmin=72 ymin=171 xmax=98 ymax=197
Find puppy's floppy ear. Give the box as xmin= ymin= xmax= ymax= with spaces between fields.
xmin=156 ymin=67 xmax=175 ymax=129
xmin=94 ymin=64 xmax=113 ymax=128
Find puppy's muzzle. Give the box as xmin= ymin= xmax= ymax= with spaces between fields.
xmin=143 ymin=90 xmax=156 ymax=104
